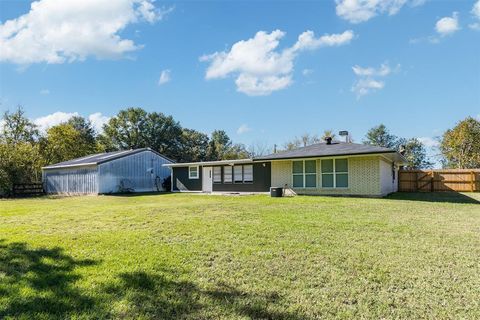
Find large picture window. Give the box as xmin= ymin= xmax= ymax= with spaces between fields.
xmin=292 ymin=160 xmax=317 ymax=188
xmin=321 ymin=159 xmax=348 ymax=188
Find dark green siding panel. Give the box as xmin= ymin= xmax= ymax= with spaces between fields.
xmin=212 ymin=162 xmax=270 ymax=192
xmin=172 ymin=167 xmax=202 ymax=191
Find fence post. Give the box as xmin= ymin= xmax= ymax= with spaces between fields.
xmin=472 ymin=171 xmax=475 ymax=192
xmin=430 ymin=170 xmax=434 ymax=192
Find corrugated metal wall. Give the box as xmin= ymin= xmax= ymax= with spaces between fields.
xmin=43 ymin=166 xmax=99 ymax=194
xmin=98 ymin=150 xmax=172 ymax=193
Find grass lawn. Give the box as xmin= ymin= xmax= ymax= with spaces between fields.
xmin=1 ymin=193 xmax=479 ymax=319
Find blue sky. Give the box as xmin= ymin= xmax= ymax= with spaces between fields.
xmin=0 ymin=0 xmax=479 ymax=163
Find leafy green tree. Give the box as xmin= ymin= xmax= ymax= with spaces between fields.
xmin=0 ymin=142 xmax=43 ymax=195
xmin=102 ymin=107 xmax=148 ymax=150
xmin=363 ymin=124 xmax=397 ymax=148
xmin=206 ymin=130 xmax=249 ymax=160
xmin=144 ymin=112 xmax=183 ymax=160
xmin=40 ymin=123 xmax=97 ymax=165
xmin=1 ymin=107 xmax=38 ymax=144
xmin=397 ymin=138 xmax=433 ymax=169
xmin=180 ymin=129 xmax=209 ymax=162
xmin=67 ymin=116 xmax=96 ymax=145
xmin=440 ymin=117 xmax=480 ymax=168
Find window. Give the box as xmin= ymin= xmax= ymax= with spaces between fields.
xmin=213 ymin=167 xmax=222 ymax=183
xmin=243 ymin=165 xmax=253 ymax=183
xmin=292 ymin=160 xmax=317 ymax=188
xmin=321 ymin=159 xmax=348 ymax=188
xmin=234 ymin=166 xmax=243 ymax=183
xmin=223 ymin=166 xmax=232 ymax=183
xmin=189 ymin=166 xmax=199 ymax=179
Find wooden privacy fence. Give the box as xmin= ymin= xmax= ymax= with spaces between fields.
xmin=12 ymin=183 xmax=45 ymax=197
xmin=398 ymin=169 xmax=480 ymax=192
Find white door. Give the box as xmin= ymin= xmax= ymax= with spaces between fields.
xmin=202 ymin=167 xmax=213 ymax=192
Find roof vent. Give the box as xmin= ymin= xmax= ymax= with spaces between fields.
xmin=325 ymin=137 xmax=332 ymax=145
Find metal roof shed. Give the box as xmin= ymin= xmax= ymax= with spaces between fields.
xmin=42 ymin=148 xmax=173 ymax=195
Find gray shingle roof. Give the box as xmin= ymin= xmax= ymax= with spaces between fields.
xmin=43 ymin=148 xmax=172 ymax=170
xmin=254 ymin=142 xmax=397 ymax=161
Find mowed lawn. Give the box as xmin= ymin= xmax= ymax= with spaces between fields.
xmin=1 ymin=193 xmax=479 ymax=319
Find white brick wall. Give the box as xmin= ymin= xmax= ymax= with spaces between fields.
xmin=271 ymin=156 xmax=386 ymax=196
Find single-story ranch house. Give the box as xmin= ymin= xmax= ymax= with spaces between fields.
xmin=42 ymin=148 xmax=172 ymax=194
xmin=164 ymin=140 xmax=407 ymax=197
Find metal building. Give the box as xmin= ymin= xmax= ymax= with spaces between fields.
xmin=42 ymin=148 xmax=173 ymax=195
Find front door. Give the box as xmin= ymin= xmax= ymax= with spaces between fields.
xmin=202 ymin=167 xmax=213 ymax=192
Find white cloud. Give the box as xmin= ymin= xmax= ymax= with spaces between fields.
xmin=351 ymin=62 xmax=399 ymax=98
xmin=335 ymin=0 xmax=425 ymax=24
xmin=158 ymin=69 xmax=171 ymax=85
xmin=236 ymin=124 xmax=252 ymax=135
xmin=33 ymin=111 xmax=109 ymax=133
xmin=201 ymin=29 xmax=354 ymax=96
xmin=88 ymin=112 xmax=110 ymax=133
xmin=33 ymin=111 xmax=78 ymax=132
xmin=470 ymin=0 xmax=480 ymax=30
xmin=0 ymin=0 xmax=172 ymax=65
xmin=435 ymin=12 xmax=460 ymax=36
xmin=418 ymin=136 xmax=440 ymax=148
xmin=39 ymin=89 xmax=50 ymax=95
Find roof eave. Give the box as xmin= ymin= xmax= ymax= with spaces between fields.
xmin=253 ymin=150 xmax=397 ymax=161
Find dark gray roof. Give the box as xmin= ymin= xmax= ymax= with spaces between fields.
xmin=254 ymin=142 xmax=397 ymax=161
xmin=43 ymin=148 xmax=173 ymax=170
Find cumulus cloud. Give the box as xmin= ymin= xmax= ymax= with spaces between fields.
xmin=435 ymin=12 xmax=460 ymax=36
xmin=236 ymin=124 xmax=252 ymax=135
xmin=33 ymin=111 xmax=110 ymax=133
xmin=351 ymin=62 xmax=399 ymax=98
xmin=470 ymin=0 xmax=480 ymax=30
xmin=39 ymin=89 xmax=50 ymax=95
xmin=335 ymin=0 xmax=426 ymax=24
xmin=88 ymin=112 xmax=110 ymax=133
xmin=201 ymin=29 xmax=354 ymax=96
xmin=158 ymin=69 xmax=171 ymax=85
xmin=0 ymin=0 xmax=172 ymax=65
xmin=33 ymin=111 xmax=79 ymax=132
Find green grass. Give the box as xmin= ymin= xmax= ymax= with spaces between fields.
xmin=1 ymin=193 xmax=479 ymax=319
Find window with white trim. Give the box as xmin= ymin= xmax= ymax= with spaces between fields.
xmin=223 ymin=166 xmax=232 ymax=183
xmin=213 ymin=167 xmax=222 ymax=183
xmin=321 ymin=159 xmax=348 ymax=188
xmin=243 ymin=165 xmax=253 ymax=183
xmin=189 ymin=166 xmax=199 ymax=179
xmin=292 ymin=160 xmax=317 ymax=188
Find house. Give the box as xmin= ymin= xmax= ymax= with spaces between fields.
xmin=164 ymin=139 xmax=407 ymax=197
xmin=42 ymin=148 xmax=173 ymax=195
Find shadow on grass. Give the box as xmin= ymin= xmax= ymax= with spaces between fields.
xmin=386 ymin=192 xmax=480 ymax=204
xmin=103 ymin=271 xmax=309 ymax=319
xmin=104 ymin=191 xmax=172 ymax=197
xmin=0 ymin=239 xmax=102 ymax=318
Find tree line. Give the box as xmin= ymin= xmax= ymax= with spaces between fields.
xmin=1 ymin=106 xmax=479 ymax=195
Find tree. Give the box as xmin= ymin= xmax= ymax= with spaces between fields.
xmin=321 ymin=130 xmax=336 ymax=140
xmin=100 ymin=108 xmax=184 ymax=160
xmin=248 ymin=141 xmax=271 ymax=157
xmin=40 ymin=123 xmax=97 ymax=165
xmin=0 ymin=142 xmax=43 ymax=195
xmin=102 ymin=107 xmax=148 ymax=150
xmin=397 ymin=138 xmax=433 ymax=169
xmin=440 ymin=117 xmax=480 ymax=168
xmin=179 ymin=129 xmax=209 ymax=162
xmin=363 ymin=124 xmax=397 ymax=148
xmin=283 ymin=132 xmax=322 ymax=150
xmin=1 ymin=106 xmax=38 ymax=144
xmin=206 ymin=130 xmax=249 ymax=160
xmin=67 ymin=116 xmax=96 ymax=146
